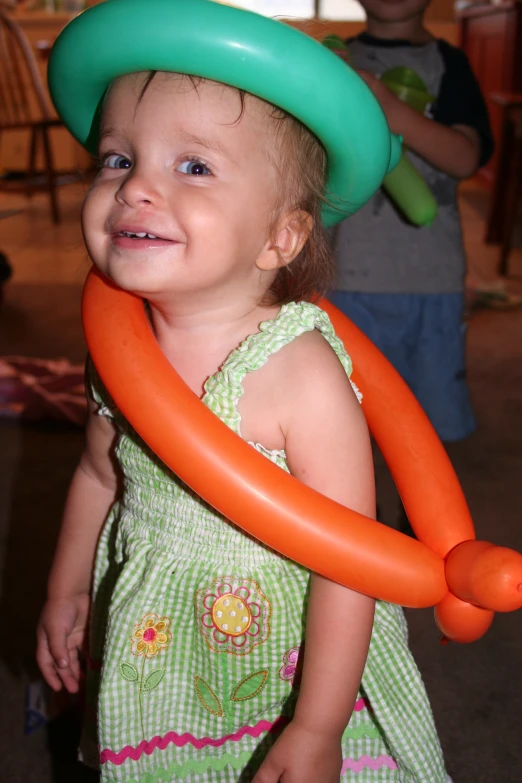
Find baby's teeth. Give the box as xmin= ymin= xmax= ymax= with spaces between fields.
xmin=119 ymin=231 xmax=160 ymax=239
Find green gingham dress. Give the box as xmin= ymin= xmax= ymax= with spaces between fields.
xmin=84 ymin=302 xmax=449 ymax=783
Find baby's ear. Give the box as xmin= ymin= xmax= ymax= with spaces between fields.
xmin=257 ymin=210 xmax=313 ymax=271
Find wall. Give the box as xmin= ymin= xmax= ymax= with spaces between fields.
xmin=285 ymin=19 xmax=458 ymax=44
xmin=85 ymin=0 xmax=458 ymax=20
xmin=87 ymin=0 xmax=461 ymax=41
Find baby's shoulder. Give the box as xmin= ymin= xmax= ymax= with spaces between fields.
xmin=282 ymin=325 xmax=343 ymax=367
xmin=239 ymin=313 xmax=359 ymax=448
xmin=273 ymin=325 xmax=353 ymax=404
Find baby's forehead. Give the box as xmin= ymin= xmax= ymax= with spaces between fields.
xmin=100 ymin=71 xmax=289 ymax=160
xmin=104 ymin=71 xmax=284 ymax=131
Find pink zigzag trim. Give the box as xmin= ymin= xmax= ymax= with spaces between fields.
xmin=100 ymin=699 xmax=372 ymax=766
xmin=100 ymin=718 xmax=289 ymax=765
xmin=342 ymin=755 xmax=398 ymax=773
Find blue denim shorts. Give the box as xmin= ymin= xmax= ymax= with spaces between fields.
xmin=329 ymin=291 xmax=476 ymax=442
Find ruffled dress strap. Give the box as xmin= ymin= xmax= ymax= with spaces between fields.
xmin=86 ymin=302 xmax=361 ymax=445
xmin=202 ymin=301 xmax=361 ymax=445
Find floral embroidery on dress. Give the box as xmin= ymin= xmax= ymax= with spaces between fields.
xmin=196 ymin=577 xmax=271 ymax=655
xmin=131 ymin=613 xmax=172 ymax=658
xmin=231 ymin=670 xmax=269 ymax=702
xmin=279 ymin=645 xmax=301 ymax=683
xmin=119 ymin=613 xmax=173 ymax=739
xmin=194 ymin=675 xmax=225 ymax=717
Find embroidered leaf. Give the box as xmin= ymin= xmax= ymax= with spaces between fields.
xmin=194 ymin=675 xmax=224 ymax=716
xmin=142 ymin=668 xmax=166 ymax=692
xmin=232 ymin=670 xmax=269 ymax=702
xmin=119 ymin=662 xmax=138 ymax=683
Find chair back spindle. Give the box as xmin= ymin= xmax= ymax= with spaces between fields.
xmin=0 ymin=9 xmax=70 ymax=223
xmin=0 ymin=10 xmax=54 ymax=129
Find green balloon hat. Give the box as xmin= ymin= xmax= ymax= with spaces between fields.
xmin=48 ymin=0 xmax=402 ymax=227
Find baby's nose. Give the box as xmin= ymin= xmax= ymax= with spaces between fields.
xmin=116 ymin=169 xmax=160 ymax=207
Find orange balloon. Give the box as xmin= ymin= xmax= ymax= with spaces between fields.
xmin=82 ymin=269 xmax=522 ymax=640
xmin=445 ymin=540 xmax=522 ymax=612
xmin=82 ymin=270 xmax=445 ymax=607
xmin=435 ymin=591 xmax=494 ymax=644
xmin=320 ymin=298 xmax=476 ymax=558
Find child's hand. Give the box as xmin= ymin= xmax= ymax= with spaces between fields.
xmin=357 ymin=69 xmax=403 ymax=131
xmin=252 ymin=720 xmax=342 ymax=783
xmin=36 ymin=594 xmax=90 ymax=693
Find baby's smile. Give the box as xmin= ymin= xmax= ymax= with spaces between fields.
xmin=111 ymin=223 xmax=177 ymax=250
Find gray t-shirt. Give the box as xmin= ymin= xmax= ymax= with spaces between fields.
xmin=333 ymin=36 xmax=489 ymax=295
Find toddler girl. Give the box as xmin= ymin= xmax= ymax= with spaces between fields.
xmin=37 ymin=4 xmax=451 ymax=782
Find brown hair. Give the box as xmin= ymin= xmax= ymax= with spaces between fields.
xmin=264 ymin=107 xmax=333 ymax=305
xmin=133 ymin=72 xmax=334 ymax=306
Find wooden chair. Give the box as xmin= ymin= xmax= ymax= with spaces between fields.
xmin=0 ymin=9 xmax=69 ymax=223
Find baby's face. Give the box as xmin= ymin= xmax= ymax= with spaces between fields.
xmin=82 ymin=73 xmax=282 ymax=303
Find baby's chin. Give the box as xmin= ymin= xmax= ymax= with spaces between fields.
xmin=93 ymin=259 xmax=170 ymax=296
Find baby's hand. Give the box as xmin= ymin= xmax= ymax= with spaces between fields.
xmin=252 ymin=719 xmax=342 ymax=783
xmin=36 ymin=594 xmax=90 ymax=693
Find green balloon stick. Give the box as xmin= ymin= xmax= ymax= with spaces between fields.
xmin=320 ymin=40 xmax=438 ymax=227
xmin=380 ymin=67 xmax=438 ymax=226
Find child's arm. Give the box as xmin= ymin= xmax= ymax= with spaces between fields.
xmin=253 ymin=333 xmax=376 ymax=783
xmin=359 ymin=69 xmax=481 ymax=179
xmin=36 ymin=400 xmax=119 ymax=693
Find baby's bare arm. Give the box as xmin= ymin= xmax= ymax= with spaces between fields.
xmin=37 ymin=401 xmax=119 ymax=691
xmin=253 ymin=333 xmax=375 ymax=782
xmin=48 ymin=400 xmax=119 ymax=599
xmin=285 ymin=335 xmax=375 ymax=735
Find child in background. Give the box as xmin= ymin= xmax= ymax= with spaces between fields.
xmin=37 ymin=4 xmax=452 ymax=782
xmin=330 ymin=0 xmax=494 ymax=500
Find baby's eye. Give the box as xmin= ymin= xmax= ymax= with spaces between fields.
xmin=177 ymin=159 xmax=211 ymax=176
xmin=103 ymin=153 xmax=131 ymax=170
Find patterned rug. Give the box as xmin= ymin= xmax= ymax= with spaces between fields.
xmin=0 ymin=356 xmax=86 ymax=425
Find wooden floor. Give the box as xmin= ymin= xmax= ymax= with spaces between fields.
xmin=0 ymin=184 xmax=91 ymax=287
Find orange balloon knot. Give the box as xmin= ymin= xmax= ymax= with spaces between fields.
xmin=435 ymin=592 xmax=494 ymax=644
xmin=445 ymin=540 xmax=522 ymax=612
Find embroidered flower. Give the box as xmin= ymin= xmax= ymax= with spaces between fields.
xmin=131 ymin=613 xmax=172 ymax=658
xmin=196 ymin=577 xmax=271 ymax=655
xmin=279 ymin=645 xmax=301 ymax=683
